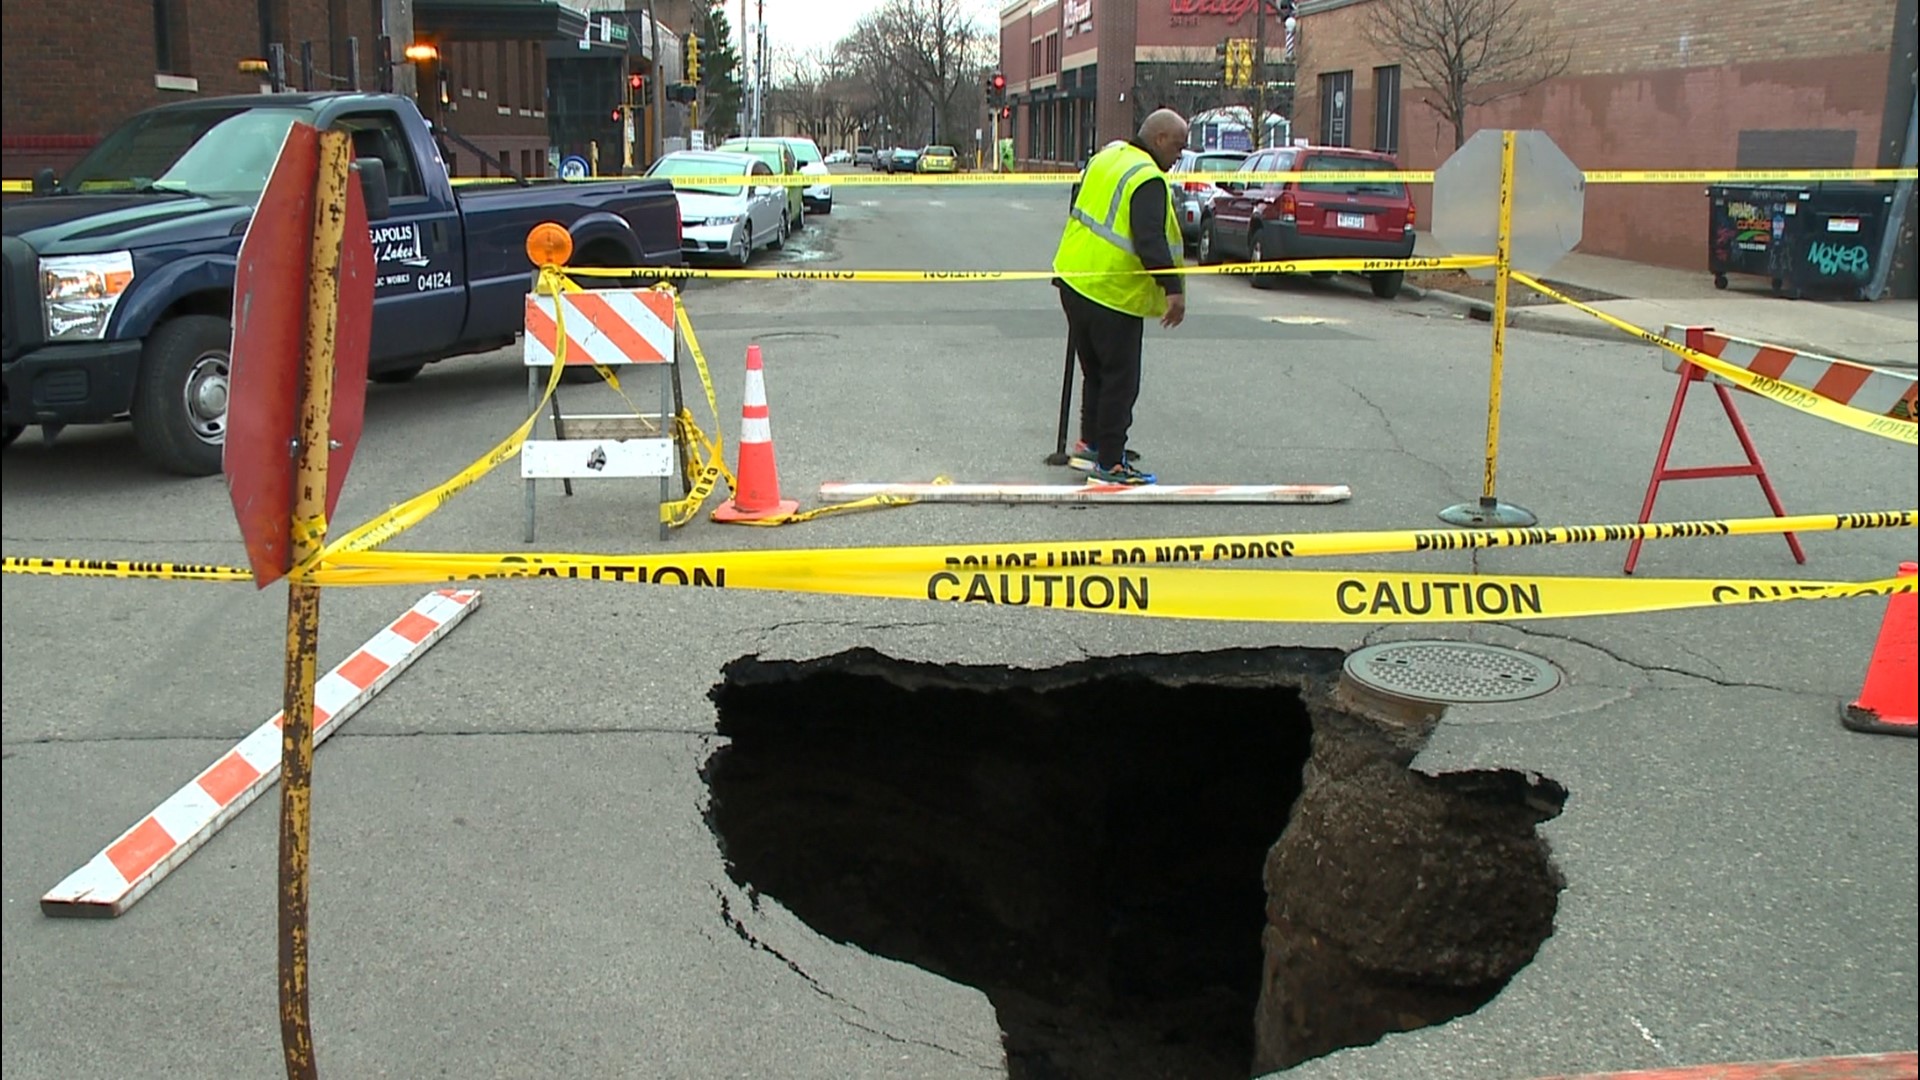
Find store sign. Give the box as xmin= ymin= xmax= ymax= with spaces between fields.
xmin=1168 ymin=0 xmax=1268 ymax=26
xmin=1063 ymin=0 xmax=1092 ymax=36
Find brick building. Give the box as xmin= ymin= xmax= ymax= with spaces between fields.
xmin=0 ymin=0 xmax=685 ymax=182
xmin=998 ymin=0 xmax=1295 ymax=171
xmin=994 ymin=0 xmax=1915 ymax=278
xmin=1290 ymin=0 xmax=1916 ymax=272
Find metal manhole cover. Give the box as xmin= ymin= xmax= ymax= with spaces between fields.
xmin=1344 ymin=641 xmax=1561 ymax=705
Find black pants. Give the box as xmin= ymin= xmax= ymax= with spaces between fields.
xmin=1058 ymin=284 xmax=1144 ymax=470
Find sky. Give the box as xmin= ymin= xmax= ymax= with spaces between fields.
xmin=743 ymin=0 xmax=1005 ymax=64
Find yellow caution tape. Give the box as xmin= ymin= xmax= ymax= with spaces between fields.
xmin=2 ymin=179 xmax=29 ymax=193
xmin=563 ymin=254 xmax=1493 ymax=284
xmin=1 ymin=557 xmax=256 ymax=582
xmin=439 ymin=167 xmax=1917 ymax=188
xmin=319 ymin=266 xmax=574 ymax=557
xmin=1513 ymin=272 xmax=1919 ymax=446
xmin=304 ymin=555 xmax=1918 ymax=624
xmin=6 ymin=510 xmax=1909 ymax=585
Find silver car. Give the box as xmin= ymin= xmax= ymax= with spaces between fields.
xmin=1169 ymin=149 xmax=1248 ymax=250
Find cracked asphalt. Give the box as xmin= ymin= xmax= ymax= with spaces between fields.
xmin=3 ymin=177 xmax=1917 ymax=1079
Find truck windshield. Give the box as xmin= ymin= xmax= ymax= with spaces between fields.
xmin=649 ymin=156 xmax=745 ymax=196
xmin=61 ymin=106 xmax=309 ymax=200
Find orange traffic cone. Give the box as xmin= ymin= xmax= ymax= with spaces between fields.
xmin=713 ymin=344 xmax=800 ymax=523
xmin=1842 ymin=562 xmax=1916 ymax=738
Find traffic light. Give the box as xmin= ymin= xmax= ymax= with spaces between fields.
xmin=684 ymin=33 xmax=701 ymax=83
xmin=987 ymin=69 xmax=1006 ymax=106
xmin=628 ymin=73 xmax=644 ymax=93
xmin=999 ymin=105 xmax=1011 ymax=120
xmin=1221 ymin=38 xmax=1255 ymax=88
xmin=611 ymin=105 xmax=624 ymax=121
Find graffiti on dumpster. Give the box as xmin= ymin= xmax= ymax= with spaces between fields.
xmin=1806 ymin=241 xmax=1870 ymax=278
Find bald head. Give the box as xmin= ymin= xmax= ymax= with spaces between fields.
xmin=1137 ymin=108 xmax=1189 ymax=170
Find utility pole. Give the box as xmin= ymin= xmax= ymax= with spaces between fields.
xmin=648 ymin=0 xmax=664 ymax=165
xmin=753 ymin=0 xmax=765 ymax=136
xmin=739 ymin=0 xmax=749 ymax=136
xmin=1253 ymin=0 xmax=1267 ymax=149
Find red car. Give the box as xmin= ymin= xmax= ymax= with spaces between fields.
xmin=1197 ymin=144 xmax=1417 ymax=299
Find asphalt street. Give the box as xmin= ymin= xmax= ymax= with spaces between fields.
xmin=2 ymin=170 xmax=1916 ymax=1079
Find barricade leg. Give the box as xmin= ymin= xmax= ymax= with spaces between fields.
xmin=524 ymin=365 xmax=539 ymax=543
xmin=1625 ymin=331 xmax=1805 ymax=575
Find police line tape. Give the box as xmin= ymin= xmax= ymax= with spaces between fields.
xmin=559 ymin=255 xmax=1494 ymax=284
xmin=11 ymin=167 xmax=1912 ymax=197
xmin=1512 ymin=272 xmax=1919 ymax=446
xmin=6 ymin=508 xmax=1910 ymax=583
xmin=171 ymin=557 xmax=1920 ymax=623
xmin=435 ymin=166 xmax=1920 ymax=189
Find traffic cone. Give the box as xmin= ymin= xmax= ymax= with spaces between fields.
xmin=1842 ymin=561 xmax=1917 ymax=738
xmin=713 ymin=344 xmax=800 ymax=523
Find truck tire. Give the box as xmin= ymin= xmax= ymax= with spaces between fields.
xmin=1370 ymin=270 xmax=1405 ymax=299
xmin=134 ymin=314 xmax=232 ymax=477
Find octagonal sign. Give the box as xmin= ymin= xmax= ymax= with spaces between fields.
xmin=1432 ymin=129 xmax=1585 ymax=281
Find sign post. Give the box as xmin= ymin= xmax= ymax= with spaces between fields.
xmin=225 ymin=120 xmax=375 ymax=1080
xmin=1432 ymin=129 xmax=1586 ymax=529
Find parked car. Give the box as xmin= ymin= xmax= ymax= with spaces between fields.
xmin=825 ymin=148 xmax=853 ymax=164
xmin=863 ymin=145 xmax=886 ymax=168
xmin=647 ymin=150 xmax=787 ymax=267
xmin=0 ymin=91 xmax=683 ymax=474
xmin=885 ymin=147 xmax=921 ymax=173
xmin=774 ymin=136 xmax=833 ymax=215
xmin=1197 ymin=144 xmax=1416 ymax=299
xmin=715 ymin=138 xmax=806 ymax=230
xmin=1169 ymin=148 xmax=1247 ymax=251
xmin=917 ymin=145 xmax=959 ymax=173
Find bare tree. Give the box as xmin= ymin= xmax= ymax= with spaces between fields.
xmin=837 ymin=0 xmax=991 ymax=151
xmin=1131 ymin=47 xmax=1232 ymax=123
xmin=1362 ymin=0 xmax=1568 ymax=150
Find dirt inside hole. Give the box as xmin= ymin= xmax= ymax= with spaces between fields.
xmin=702 ymin=647 xmax=1566 ymax=1079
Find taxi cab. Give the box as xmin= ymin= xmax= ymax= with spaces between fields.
xmin=916 ymin=144 xmax=959 ymax=173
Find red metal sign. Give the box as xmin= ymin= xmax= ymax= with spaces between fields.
xmin=225 ymin=122 xmax=375 ymax=589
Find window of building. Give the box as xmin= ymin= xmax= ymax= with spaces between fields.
xmin=1045 ymin=32 xmax=1060 ymax=74
xmin=1030 ymin=39 xmax=1041 ymax=78
xmin=1372 ymin=65 xmax=1400 ymax=154
xmin=1318 ymin=70 xmax=1353 ymax=147
xmin=496 ymin=42 xmax=512 ymax=108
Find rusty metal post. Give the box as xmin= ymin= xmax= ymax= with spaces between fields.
xmin=277 ymin=127 xmax=350 ymax=1080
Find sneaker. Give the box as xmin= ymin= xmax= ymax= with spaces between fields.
xmin=1066 ymin=440 xmax=1141 ymax=471
xmin=1087 ymin=461 xmax=1156 ymax=485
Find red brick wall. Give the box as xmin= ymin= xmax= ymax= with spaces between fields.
xmin=1 ymin=0 xmax=383 ymax=177
xmin=1292 ymin=0 xmax=1899 ymax=269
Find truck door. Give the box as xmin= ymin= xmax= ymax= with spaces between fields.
xmin=337 ymin=110 xmax=465 ymax=362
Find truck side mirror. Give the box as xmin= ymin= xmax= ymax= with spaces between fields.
xmin=32 ymin=167 xmax=58 ymax=196
xmin=353 ymin=157 xmax=391 ymax=221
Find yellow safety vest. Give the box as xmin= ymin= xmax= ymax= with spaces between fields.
xmin=1053 ymin=142 xmax=1184 ymax=319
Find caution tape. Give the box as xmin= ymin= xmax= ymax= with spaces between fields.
xmin=437 ymin=166 xmax=1918 ymax=188
xmin=6 ymin=510 xmax=1909 ymax=586
xmin=562 ymin=254 xmax=1493 ymax=284
xmin=310 ymin=557 xmax=1920 ymax=625
xmin=12 ymin=167 xmax=1911 ymax=198
xmin=1513 ymin=272 xmax=1919 ymax=446
xmin=0 ymin=557 xmax=256 ymax=582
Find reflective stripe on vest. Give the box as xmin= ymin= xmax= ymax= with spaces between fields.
xmin=1069 ymin=161 xmax=1151 ymax=254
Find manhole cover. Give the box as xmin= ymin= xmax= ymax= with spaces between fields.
xmin=1343 ymin=641 xmax=1561 ymax=705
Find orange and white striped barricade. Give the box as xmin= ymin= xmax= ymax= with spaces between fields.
xmin=1629 ymin=325 xmax=1918 ymax=574
xmin=521 ymin=287 xmax=686 ymax=542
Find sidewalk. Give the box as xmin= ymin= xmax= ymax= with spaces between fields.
xmin=1409 ymin=234 xmax=1920 ymax=368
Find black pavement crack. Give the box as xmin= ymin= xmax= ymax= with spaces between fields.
xmin=1336 ymin=377 xmax=1474 ymax=497
xmin=755 ymin=619 xmax=943 ymax=636
xmin=1492 ymin=622 xmax=1814 ymax=695
xmin=711 ymin=884 xmax=986 ymax=1066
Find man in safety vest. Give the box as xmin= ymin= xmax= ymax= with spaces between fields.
xmin=1052 ymin=108 xmax=1189 ymax=486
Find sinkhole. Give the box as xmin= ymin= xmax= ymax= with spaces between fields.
xmin=701 ymin=647 xmax=1567 ymax=1079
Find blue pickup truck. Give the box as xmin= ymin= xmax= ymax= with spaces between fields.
xmin=2 ymin=91 xmax=683 ymax=475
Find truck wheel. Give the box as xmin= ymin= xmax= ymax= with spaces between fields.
xmin=1371 ymin=270 xmax=1405 ymax=299
xmin=370 ymin=363 xmax=425 ymax=384
xmin=134 ymin=314 xmax=232 ymax=477
xmin=2 ymin=425 xmax=23 ymax=449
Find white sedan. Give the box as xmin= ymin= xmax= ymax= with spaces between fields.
xmin=646 ymin=150 xmax=788 ymax=267
xmin=825 ymin=148 xmax=852 ymax=164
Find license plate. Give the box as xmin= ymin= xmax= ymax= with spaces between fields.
xmin=1336 ymin=212 xmax=1367 ymax=230
xmin=1827 ymin=217 xmax=1861 ymax=233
